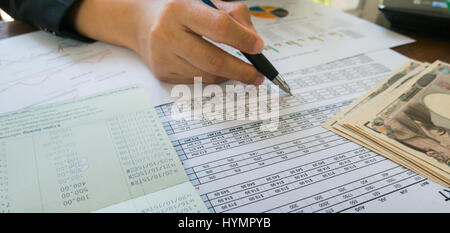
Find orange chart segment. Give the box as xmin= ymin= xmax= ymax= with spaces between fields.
xmin=249 ymin=5 xmax=289 ymax=19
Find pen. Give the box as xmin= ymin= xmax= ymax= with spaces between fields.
xmin=201 ymin=0 xmax=293 ymax=96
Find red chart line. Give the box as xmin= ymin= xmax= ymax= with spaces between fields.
xmin=0 ymin=50 xmax=112 ymax=94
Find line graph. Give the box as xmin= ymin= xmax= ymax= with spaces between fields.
xmin=0 ymin=42 xmax=82 ymax=67
xmin=0 ymin=50 xmax=112 ymax=94
xmin=0 ymin=32 xmax=148 ymax=114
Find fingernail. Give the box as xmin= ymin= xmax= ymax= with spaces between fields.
xmin=254 ymin=76 xmax=265 ymax=85
xmin=253 ymin=38 xmax=264 ymax=54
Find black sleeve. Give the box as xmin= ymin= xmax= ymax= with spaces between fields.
xmin=0 ymin=0 xmax=94 ymax=42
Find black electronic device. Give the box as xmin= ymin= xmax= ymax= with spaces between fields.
xmin=379 ymin=0 xmax=450 ymax=35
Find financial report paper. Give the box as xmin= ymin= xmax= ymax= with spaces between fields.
xmin=156 ymin=50 xmax=448 ymax=213
xmin=227 ymin=0 xmax=414 ymax=72
xmin=0 ymin=86 xmax=207 ymax=212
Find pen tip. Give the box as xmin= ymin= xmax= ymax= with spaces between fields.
xmin=272 ymin=75 xmax=294 ymax=96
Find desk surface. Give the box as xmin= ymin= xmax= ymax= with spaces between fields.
xmin=1 ymin=18 xmax=449 ymax=63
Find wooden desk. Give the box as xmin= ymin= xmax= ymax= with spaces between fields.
xmin=387 ymin=30 xmax=450 ymax=63
xmin=1 ymin=19 xmax=449 ymax=63
xmin=0 ymin=21 xmax=36 ymax=40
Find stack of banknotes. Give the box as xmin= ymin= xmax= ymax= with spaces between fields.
xmin=324 ymin=61 xmax=450 ymax=187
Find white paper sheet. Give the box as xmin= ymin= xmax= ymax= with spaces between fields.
xmin=0 ymin=32 xmax=174 ymax=113
xmin=155 ymin=50 xmax=449 ymax=213
xmin=94 ymin=182 xmax=208 ymax=213
xmin=225 ymin=0 xmax=414 ymax=72
xmin=0 ymin=86 xmax=207 ymax=212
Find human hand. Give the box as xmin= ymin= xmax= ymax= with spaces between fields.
xmin=72 ymin=0 xmax=265 ymax=84
xmin=132 ymin=0 xmax=265 ymax=84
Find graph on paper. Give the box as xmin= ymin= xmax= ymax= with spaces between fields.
xmin=220 ymin=0 xmax=414 ymax=72
xmin=0 ymin=32 xmax=156 ymax=114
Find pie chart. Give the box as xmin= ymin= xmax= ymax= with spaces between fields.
xmin=249 ymin=5 xmax=289 ymax=19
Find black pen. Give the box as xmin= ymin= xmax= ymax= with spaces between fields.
xmin=201 ymin=0 xmax=293 ymax=96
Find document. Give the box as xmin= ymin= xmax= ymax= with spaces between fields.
xmin=0 ymin=86 xmax=207 ymax=212
xmin=94 ymin=182 xmax=207 ymax=213
xmin=155 ymin=50 xmax=449 ymax=212
xmin=0 ymin=32 xmax=170 ymax=113
xmin=222 ymin=0 xmax=414 ymax=72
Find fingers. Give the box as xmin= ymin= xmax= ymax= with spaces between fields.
xmin=137 ymin=0 xmax=267 ymax=85
xmin=211 ymin=0 xmax=255 ymax=31
xmin=163 ymin=73 xmax=226 ymax=84
xmin=171 ymin=55 xmax=228 ymax=84
xmin=172 ymin=31 xmax=264 ymax=85
xmin=155 ymin=73 xmax=193 ymax=84
xmin=154 ymin=71 xmax=224 ymax=84
xmin=183 ymin=1 xmax=264 ymax=54
xmin=151 ymin=54 xmax=227 ymax=84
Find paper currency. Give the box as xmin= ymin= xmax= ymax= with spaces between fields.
xmin=324 ymin=61 xmax=450 ymax=186
xmin=325 ymin=60 xmax=426 ymax=131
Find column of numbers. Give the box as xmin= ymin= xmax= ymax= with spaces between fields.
xmin=0 ymin=142 xmax=9 ymax=213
